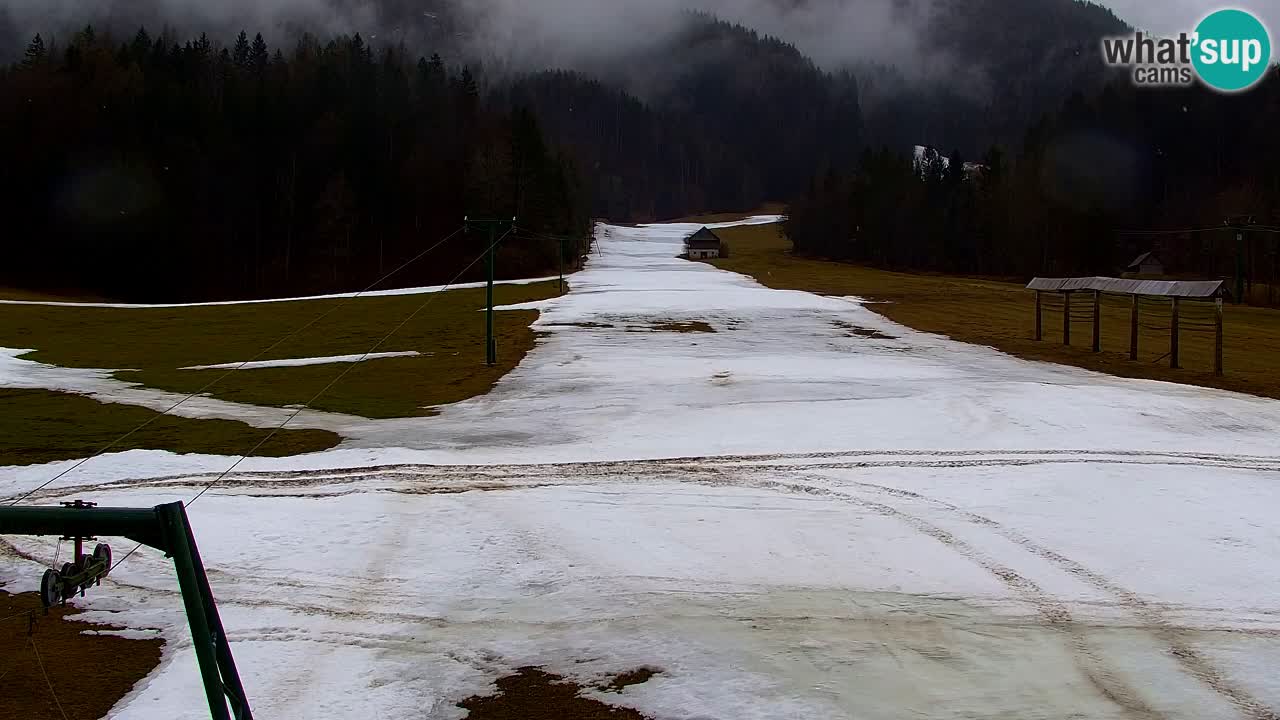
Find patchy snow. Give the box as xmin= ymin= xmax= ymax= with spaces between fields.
xmin=0 ymin=276 xmax=561 ymax=309
xmin=0 ymin=348 xmax=360 ymax=433
xmin=179 ymin=351 xmax=423 ymax=371
xmin=4 ymin=214 xmax=1280 ymax=719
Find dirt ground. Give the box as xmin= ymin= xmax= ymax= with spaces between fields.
xmin=459 ymin=667 xmax=659 ymax=720
xmin=713 ymin=223 xmax=1280 ymax=401
xmin=0 ymin=589 xmax=163 ymax=720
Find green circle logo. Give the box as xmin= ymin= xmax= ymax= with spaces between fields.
xmin=1192 ymin=9 xmax=1272 ymax=92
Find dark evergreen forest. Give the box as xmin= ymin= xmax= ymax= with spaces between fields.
xmin=786 ymin=71 xmax=1280 ymax=299
xmin=1 ymin=1 xmax=1277 ymax=301
xmin=0 ymin=28 xmax=590 ymax=301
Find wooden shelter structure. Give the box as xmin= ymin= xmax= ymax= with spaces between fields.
xmin=1027 ymin=277 xmax=1230 ymax=375
xmin=1127 ymin=251 xmax=1165 ymax=275
xmin=685 ymin=227 xmax=723 ymax=259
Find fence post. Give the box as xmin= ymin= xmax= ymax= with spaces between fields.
xmin=1215 ymin=297 xmax=1224 ymax=376
xmin=1034 ymin=291 xmax=1042 ymax=341
xmin=1170 ymin=297 xmax=1181 ymax=369
xmin=1129 ymin=295 xmax=1139 ymax=360
xmin=1063 ymin=292 xmax=1071 ymax=346
xmin=1092 ymin=290 xmax=1101 ymax=352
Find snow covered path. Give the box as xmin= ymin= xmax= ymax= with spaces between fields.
xmin=5 ymin=217 xmax=1280 ymax=719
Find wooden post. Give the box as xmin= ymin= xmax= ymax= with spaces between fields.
xmin=1034 ymin=291 xmax=1042 ymax=341
xmin=1129 ymin=295 xmax=1139 ymax=360
xmin=1214 ymin=297 xmax=1224 ymax=376
xmin=1063 ymin=292 xmax=1071 ymax=346
xmin=1170 ymin=297 xmax=1181 ymax=369
xmin=1092 ymin=290 xmax=1101 ymax=352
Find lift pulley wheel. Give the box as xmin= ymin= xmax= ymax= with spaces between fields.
xmin=40 ymin=541 xmax=113 ymax=607
xmin=40 ymin=568 xmax=62 ymax=608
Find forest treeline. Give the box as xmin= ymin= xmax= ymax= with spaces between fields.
xmin=0 ymin=18 xmax=865 ymax=300
xmin=787 ymin=70 xmax=1280 ymax=296
xmin=0 ymin=27 xmax=590 ymax=301
xmin=856 ymin=0 xmax=1130 ymax=158
xmin=4 ymin=6 xmax=1279 ymax=303
xmin=502 ymin=16 xmax=864 ymax=222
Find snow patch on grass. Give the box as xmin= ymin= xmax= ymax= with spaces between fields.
xmin=179 ymin=352 xmax=423 ymax=371
xmin=0 ymin=276 xmax=561 ymax=309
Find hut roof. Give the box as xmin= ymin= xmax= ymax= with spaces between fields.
xmin=1026 ymin=276 xmax=1228 ymax=299
xmin=686 ymin=227 xmax=722 ymax=248
xmin=1127 ymin=252 xmax=1162 ymax=269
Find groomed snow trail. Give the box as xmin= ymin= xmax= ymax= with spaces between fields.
xmin=5 ymin=217 xmax=1280 ymax=719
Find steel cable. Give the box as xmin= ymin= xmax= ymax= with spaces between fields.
xmin=104 ymin=229 xmax=515 ymax=573
xmin=5 ymin=226 xmax=466 ymax=506
xmin=186 ymin=227 xmax=515 ymax=508
xmin=31 ymin=636 xmax=71 ymax=720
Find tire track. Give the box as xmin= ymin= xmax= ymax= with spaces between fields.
xmin=804 ymin=474 xmax=1280 ymax=720
xmin=739 ymin=475 xmax=1165 ymax=720
xmin=748 ymin=457 xmax=1280 ymax=474
xmin=12 ymin=448 xmax=1280 ymax=505
xmin=7 ymin=446 xmax=1278 ymax=718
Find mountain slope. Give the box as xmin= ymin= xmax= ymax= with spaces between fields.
xmin=857 ymin=0 xmax=1131 ymax=155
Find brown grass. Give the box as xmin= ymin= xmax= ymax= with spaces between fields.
xmin=459 ymin=667 xmax=657 ymax=720
xmin=0 ymin=389 xmax=338 ymax=467
xmin=0 ymin=287 xmax=115 ymax=303
xmin=713 ymin=223 xmax=1280 ymax=400
xmin=669 ymin=203 xmax=786 ymax=224
xmin=0 ymin=590 xmax=163 ymax=720
xmin=0 ymin=281 xmax=562 ymax=419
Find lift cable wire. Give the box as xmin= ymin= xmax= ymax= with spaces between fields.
xmin=511 ymin=226 xmax=595 ymax=257
xmin=513 ymin=226 xmax=584 ymax=243
xmin=31 ymin=636 xmax=71 ymax=720
xmin=0 ymin=625 xmax=34 ymax=685
xmin=185 ymin=227 xmax=515 ymax=509
xmin=5 ymin=226 xmax=467 ymax=507
xmin=0 ymin=607 xmax=35 ymax=625
xmin=1117 ymin=227 xmax=1227 ymax=235
xmin=0 ymin=650 xmax=21 ymax=684
xmin=108 ymin=543 xmax=141 ymax=575
xmin=1118 ymin=225 xmax=1280 ymax=235
xmin=104 ymin=229 xmax=515 ymax=574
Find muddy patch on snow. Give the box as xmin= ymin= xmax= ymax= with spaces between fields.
xmin=599 ymin=667 xmax=662 ymax=693
xmin=629 ymin=321 xmax=716 ymax=334
xmin=458 ymin=667 xmax=659 ymax=719
xmin=546 ymin=322 xmax=617 ymax=329
xmin=833 ymin=320 xmax=898 ymax=340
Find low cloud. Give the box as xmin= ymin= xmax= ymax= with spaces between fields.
xmin=2 ymin=0 xmax=939 ymax=75
xmin=457 ymin=0 xmax=934 ymax=73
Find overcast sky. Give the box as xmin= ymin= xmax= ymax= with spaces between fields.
xmin=4 ymin=0 xmax=1277 ymax=65
xmin=1107 ymin=0 xmax=1279 ymax=42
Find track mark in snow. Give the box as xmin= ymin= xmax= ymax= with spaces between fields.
xmin=825 ymin=477 xmax=1280 ymax=720
xmin=746 ymin=475 xmax=1164 ymax=720
xmin=16 ymin=448 xmax=1280 ymax=505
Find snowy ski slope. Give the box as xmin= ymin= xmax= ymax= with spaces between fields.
xmin=3 ymin=216 xmax=1280 ymax=719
